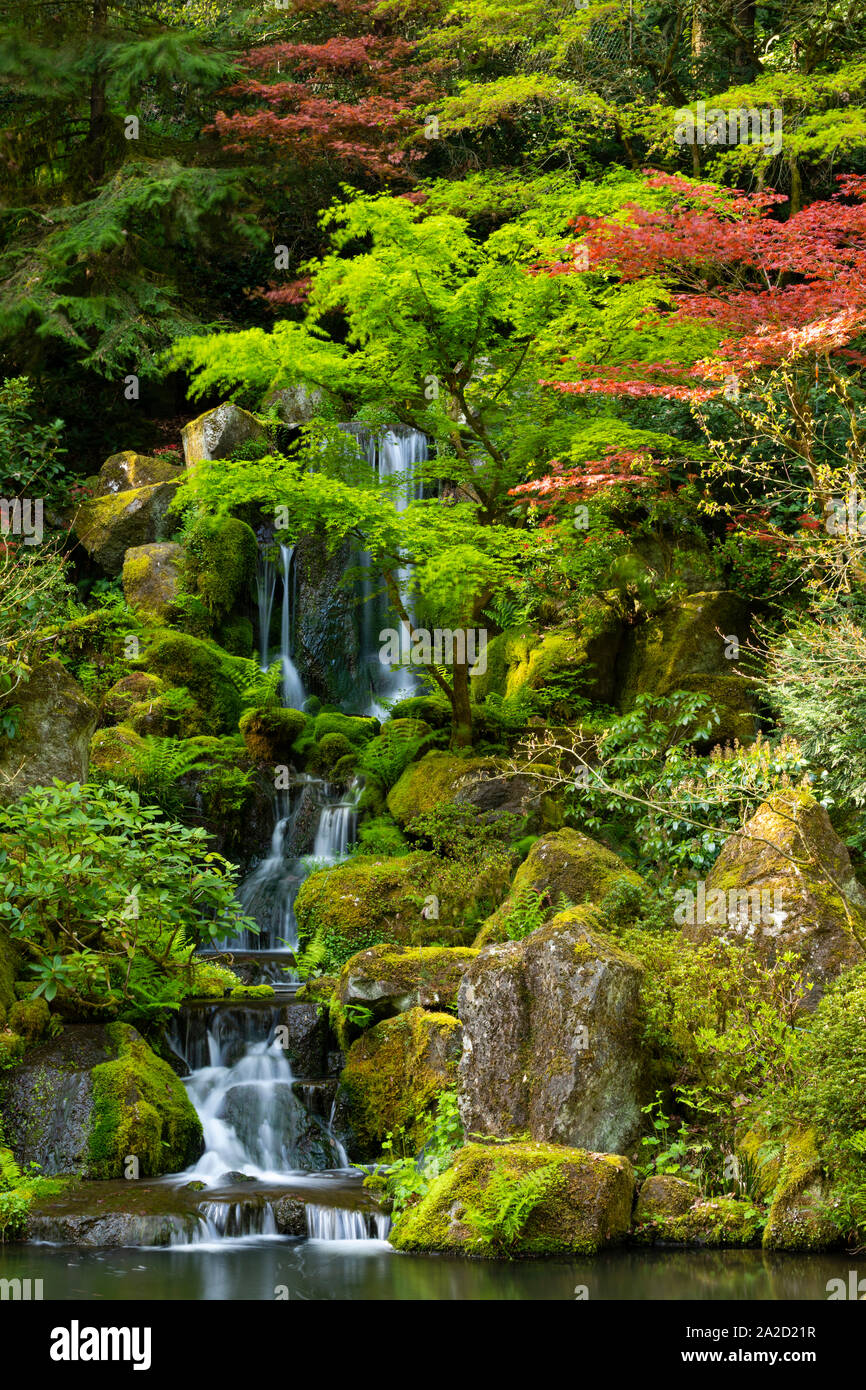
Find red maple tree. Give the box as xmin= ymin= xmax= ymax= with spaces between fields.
xmin=538 ymin=171 xmax=866 ymax=401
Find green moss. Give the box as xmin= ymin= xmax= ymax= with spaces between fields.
xmin=387 ymin=750 xmax=499 ymax=827
xmin=312 ymin=712 xmax=378 ymax=746
xmin=762 ymin=1129 xmax=843 ymax=1251
xmin=337 ymin=943 xmax=480 ymax=1020
xmin=315 ymin=731 xmax=354 ymax=772
xmin=0 ymin=1032 xmax=25 ymax=1068
xmin=219 ymin=615 xmax=254 ymax=658
xmin=390 ymin=1140 xmax=634 ymax=1258
xmin=184 ymin=961 xmax=242 ymax=999
xmin=87 ymin=1022 xmax=203 ymax=1179
xmin=228 ymin=984 xmax=275 ymax=999
xmin=295 ymin=852 xmax=437 ymax=971
xmin=8 ymin=998 xmax=50 ymax=1042
xmin=0 ymin=926 xmax=18 ymax=1014
xmin=633 ymin=1195 xmax=763 ymax=1247
xmin=140 ymin=631 xmax=242 ymax=733
xmin=238 ymin=706 xmax=307 ymax=763
xmin=88 ymin=724 xmax=147 ymax=776
xmin=338 ymin=1007 xmax=461 ymax=1158
xmin=103 ymin=672 xmax=166 ymax=722
xmin=181 ymin=515 xmax=257 ymax=619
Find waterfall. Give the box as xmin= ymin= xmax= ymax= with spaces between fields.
xmin=254 ymin=541 xmax=305 ymax=710
xmin=279 ymin=543 xmax=306 ymax=709
xmin=310 ymin=780 xmax=360 ymax=865
xmin=340 ymin=425 xmax=428 ymax=717
xmin=305 ymin=1206 xmax=391 ymax=1242
xmin=182 ymin=1035 xmax=346 ymax=1184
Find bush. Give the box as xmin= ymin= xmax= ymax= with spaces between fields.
xmin=0 ymin=781 xmax=255 ymax=1022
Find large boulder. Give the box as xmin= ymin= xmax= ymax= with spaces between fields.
xmin=762 ymin=1130 xmax=845 ymax=1252
xmin=634 ymin=1174 xmax=699 ymax=1224
xmin=95 ymin=451 xmax=183 ymax=495
xmin=473 ymin=601 xmax=623 ymax=708
xmin=458 ymin=908 xmax=647 ymax=1154
xmin=390 ymin=1141 xmax=635 ymax=1257
xmin=684 ymin=790 xmax=866 ymax=1006
xmin=386 ymin=750 xmax=501 ymax=827
xmin=73 ymin=480 xmax=181 ymax=574
xmin=336 ymin=1007 xmax=461 ymax=1160
xmin=294 ymin=852 xmax=442 ymax=972
xmin=138 ymin=631 xmax=242 ymax=733
xmin=633 ymin=1195 xmax=763 ymax=1247
xmin=476 ymin=827 xmax=645 ymax=944
xmin=617 ymin=589 xmax=758 ymax=744
xmin=294 ymin=534 xmax=364 ymax=708
xmin=181 ymin=403 xmax=268 ymax=466
xmin=263 ymin=383 xmax=325 ymax=424
xmin=122 ymin=541 xmax=184 ymax=622
xmin=337 ymin=944 xmax=480 ymax=1022
xmin=0 ymin=660 xmax=97 ymax=803
xmin=0 ymin=1022 xmax=203 ymax=1178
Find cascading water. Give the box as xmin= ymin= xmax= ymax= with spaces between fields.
xmin=254 ymin=541 xmax=306 ymax=710
xmin=340 ymin=424 xmax=428 ymax=717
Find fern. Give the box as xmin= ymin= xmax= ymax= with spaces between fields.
xmin=224 ymin=656 xmax=282 ymax=709
xmin=462 ymin=1161 xmax=559 ymax=1252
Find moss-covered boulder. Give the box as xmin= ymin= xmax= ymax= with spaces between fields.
xmin=102 ymin=671 xmax=166 ymax=723
xmin=337 ymin=944 xmax=480 ymax=1021
xmin=181 ymin=515 xmax=257 ymax=619
xmin=8 ymin=997 xmax=50 ymax=1043
xmin=476 ymin=827 xmax=645 ymax=945
xmin=121 ymin=542 xmax=184 ymax=623
xmin=686 ymin=790 xmax=866 ymax=1007
xmin=617 ymin=589 xmax=758 ymax=744
xmin=312 ymin=712 xmax=378 ymax=746
xmin=762 ymin=1130 xmax=844 ymax=1251
xmin=0 ymin=926 xmax=18 ymax=1015
xmin=387 ymin=750 xmax=500 ymax=827
xmin=239 ymin=706 xmax=306 ymax=763
xmin=181 ymin=403 xmax=268 ymax=465
xmin=473 ymin=602 xmax=623 ymax=708
xmin=337 ymin=1007 xmax=461 ymax=1160
xmin=88 ymin=724 xmax=147 ymax=777
xmin=0 ymin=1022 xmax=202 ymax=1178
xmin=390 ymin=1141 xmax=635 ymax=1257
xmin=73 ymin=480 xmax=181 ymax=574
xmin=95 ymin=451 xmax=183 ymax=495
xmin=139 ymin=631 xmax=242 ymax=733
xmin=633 ymin=1195 xmax=763 ymax=1247
xmin=0 ymin=660 xmax=97 ymax=804
xmin=458 ymin=908 xmax=647 ymax=1154
xmin=634 ymin=1174 xmax=700 ymax=1224
xmin=294 ymin=852 xmax=439 ymax=971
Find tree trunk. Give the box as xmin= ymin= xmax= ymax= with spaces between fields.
xmin=450 ymin=660 xmax=472 ymax=749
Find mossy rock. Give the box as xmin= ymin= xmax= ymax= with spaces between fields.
xmin=617 ymin=589 xmax=758 ymax=744
xmin=181 ymin=402 xmax=268 ymax=464
xmin=389 ymin=695 xmax=452 ymax=729
xmin=89 ymin=724 xmax=147 ymax=777
xmin=229 ymin=984 xmax=276 ymax=999
xmin=0 ymin=1033 xmax=25 ymax=1068
xmin=332 ymin=753 xmax=358 ymax=782
xmin=1 ymin=1023 xmax=202 ymax=1178
xmin=121 ymin=542 xmax=185 ymax=623
xmin=692 ymin=789 xmax=866 ymax=1007
xmin=390 ymin=1141 xmax=635 ymax=1257
xmin=181 ymin=515 xmax=258 ymax=619
xmin=475 ymin=828 xmax=645 ymax=945
xmin=337 ymin=1007 xmax=461 ymax=1160
xmin=102 ymin=672 xmax=167 ymax=723
xmin=8 ymin=998 xmax=50 ymax=1043
xmin=139 ymin=631 xmax=242 ymax=733
xmin=312 ymin=712 xmax=378 ymax=746
xmin=634 ymin=1174 xmax=700 ymax=1224
xmin=87 ymin=1023 xmax=203 ymax=1178
xmin=218 ymin=615 xmax=255 ymax=658
xmin=473 ymin=603 xmax=623 ymax=708
xmin=73 ymin=480 xmax=181 ymax=574
xmin=762 ymin=1129 xmax=845 ymax=1251
xmin=387 ymin=750 xmax=500 ymax=827
xmin=96 ymin=451 xmax=183 ymax=495
xmin=0 ymin=925 xmax=20 ymax=1014
xmin=633 ymin=1195 xmax=763 ymax=1247
xmin=337 ymin=944 xmax=480 ymax=1022
xmin=239 ymin=706 xmax=307 ymax=763
xmin=185 ymin=961 xmax=242 ymax=999
xmin=0 ymin=660 xmax=98 ymax=805
xmin=294 ymin=852 xmax=441 ymax=971
xmin=315 ymin=731 xmax=354 ymax=773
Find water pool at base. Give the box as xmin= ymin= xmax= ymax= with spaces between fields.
xmin=0 ymin=1241 xmax=851 ymax=1302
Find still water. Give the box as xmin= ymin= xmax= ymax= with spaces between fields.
xmin=0 ymin=1240 xmax=850 ymax=1301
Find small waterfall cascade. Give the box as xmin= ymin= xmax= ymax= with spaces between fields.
xmin=339 ymin=424 xmax=428 ymax=717
xmin=181 ymin=1034 xmax=346 ymax=1184
xmin=254 ymin=541 xmax=305 ymax=710
xmin=305 ymin=1206 xmax=391 ymax=1242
